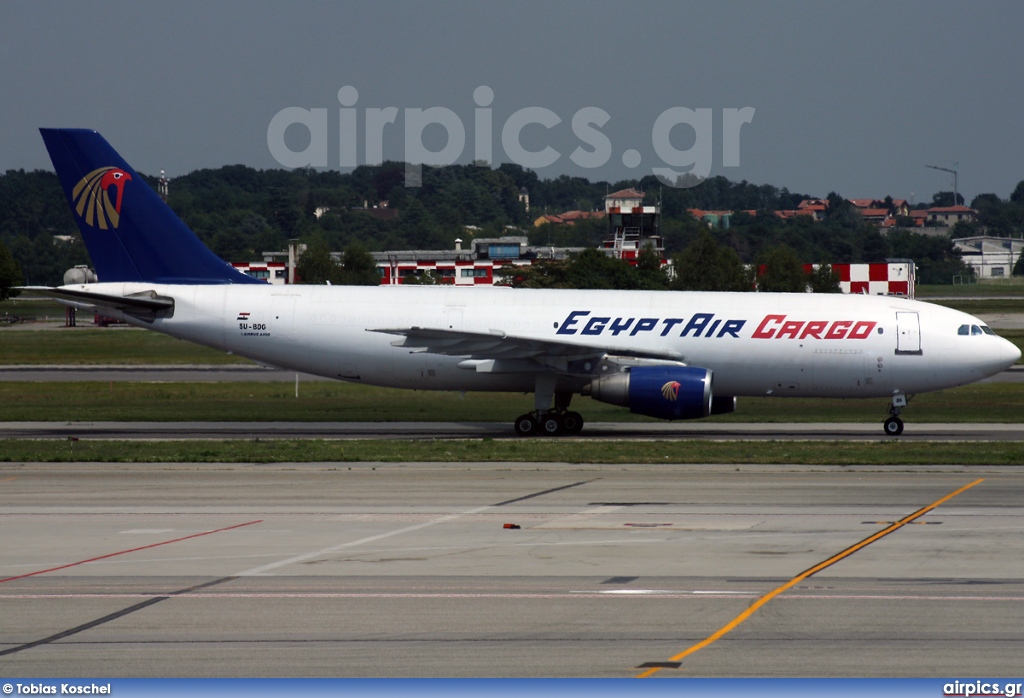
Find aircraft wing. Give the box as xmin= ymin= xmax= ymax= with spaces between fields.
xmin=17 ymin=287 xmax=174 ymax=321
xmin=371 ymin=326 xmax=684 ymax=362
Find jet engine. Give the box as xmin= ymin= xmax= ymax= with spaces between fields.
xmin=710 ymin=395 xmax=737 ymax=415
xmin=584 ymin=365 xmax=715 ymax=421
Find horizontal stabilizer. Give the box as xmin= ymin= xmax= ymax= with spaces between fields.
xmin=18 ymin=286 xmax=174 ymax=322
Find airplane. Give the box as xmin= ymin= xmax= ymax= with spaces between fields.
xmin=21 ymin=128 xmax=1021 ymax=437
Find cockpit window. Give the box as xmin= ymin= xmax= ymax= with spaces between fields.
xmin=959 ymin=324 xmax=998 ymax=336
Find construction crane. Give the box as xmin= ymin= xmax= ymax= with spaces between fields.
xmin=926 ymin=163 xmax=959 ymax=206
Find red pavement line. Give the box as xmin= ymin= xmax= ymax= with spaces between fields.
xmin=0 ymin=519 xmax=262 ymax=584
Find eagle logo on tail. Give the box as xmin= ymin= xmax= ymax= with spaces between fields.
xmin=72 ymin=167 xmax=132 ymax=230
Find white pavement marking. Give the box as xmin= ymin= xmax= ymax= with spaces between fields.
xmin=236 ymin=505 xmax=494 ymax=576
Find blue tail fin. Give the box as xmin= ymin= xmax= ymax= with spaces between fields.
xmin=41 ymin=128 xmax=262 ymax=285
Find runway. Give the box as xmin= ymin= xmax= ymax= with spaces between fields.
xmin=1 ymin=462 xmax=1022 ymax=677
xmin=3 ymin=420 xmax=1024 ymax=441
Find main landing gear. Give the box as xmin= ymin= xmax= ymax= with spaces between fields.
xmin=514 ymin=409 xmax=585 ymax=437
xmin=514 ymin=375 xmax=584 ymax=437
xmin=883 ymin=393 xmax=909 ymax=436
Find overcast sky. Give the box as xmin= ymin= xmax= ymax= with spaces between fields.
xmin=2 ymin=0 xmax=1023 ymax=204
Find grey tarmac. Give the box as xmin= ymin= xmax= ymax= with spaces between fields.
xmin=3 ymin=420 xmax=1024 ymax=441
xmin=0 ymin=461 xmax=1022 ymax=677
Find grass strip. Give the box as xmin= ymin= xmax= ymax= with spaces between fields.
xmin=0 ymin=328 xmax=251 ymax=365
xmin=2 ymin=438 xmax=1023 ymax=465
xmin=2 ymin=381 xmax=1023 ymax=423
xmin=917 ymin=283 xmax=1024 ymax=298
xmin=928 ymin=299 xmax=1024 ymax=315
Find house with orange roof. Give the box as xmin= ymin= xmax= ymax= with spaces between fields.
xmin=926 ymin=205 xmax=976 ymax=227
xmin=687 ymin=208 xmax=754 ymax=228
xmin=773 ymin=209 xmax=817 ymax=221
xmin=532 ymin=210 xmax=605 ymax=227
xmin=847 ymin=197 xmax=912 ymax=218
xmin=533 ymin=214 xmax=564 ymax=227
xmin=858 ymin=208 xmax=892 ymax=225
xmin=908 ymin=210 xmax=929 ymax=227
xmin=796 ymin=199 xmax=828 ymax=220
xmin=558 ymin=210 xmax=605 ymax=223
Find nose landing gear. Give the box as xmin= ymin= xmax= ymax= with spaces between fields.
xmin=883 ymin=415 xmax=904 ymax=436
xmin=883 ymin=393 xmax=909 ymax=436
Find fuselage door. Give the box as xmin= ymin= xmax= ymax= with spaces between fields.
xmin=895 ymin=311 xmax=922 ymax=355
xmin=446 ymin=304 xmax=464 ymax=331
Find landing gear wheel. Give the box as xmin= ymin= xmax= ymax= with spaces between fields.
xmin=540 ymin=413 xmax=563 ymax=436
xmin=514 ymin=413 xmax=538 ymax=437
xmin=560 ymin=411 xmax=584 ymax=435
xmin=883 ymin=417 xmax=904 ymax=436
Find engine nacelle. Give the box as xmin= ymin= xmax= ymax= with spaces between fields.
xmin=710 ymin=395 xmax=737 ymax=415
xmin=585 ymin=366 xmax=713 ymax=420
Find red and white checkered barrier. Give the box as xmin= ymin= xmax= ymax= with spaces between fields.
xmin=831 ymin=263 xmax=914 ymax=298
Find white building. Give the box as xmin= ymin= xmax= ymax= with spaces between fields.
xmin=953 ymin=236 xmax=1024 ymax=278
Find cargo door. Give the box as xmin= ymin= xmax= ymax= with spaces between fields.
xmin=895 ymin=311 xmax=922 ymax=355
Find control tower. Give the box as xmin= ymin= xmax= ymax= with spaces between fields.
xmin=602 ymin=188 xmax=664 ymax=264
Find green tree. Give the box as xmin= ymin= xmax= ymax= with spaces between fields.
xmin=634 ymin=242 xmax=669 ymax=290
xmin=296 ymin=238 xmax=340 ymax=285
xmin=338 ymin=243 xmax=381 ymax=285
xmin=506 ymin=259 xmax=571 ymax=288
xmin=808 ymin=262 xmax=841 ymax=293
xmin=757 ymin=245 xmax=807 ymax=292
xmin=932 ymin=191 xmax=964 ymax=207
xmin=401 ymin=269 xmax=442 ymax=285
xmin=824 ymin=193 xmax=860 ymax=228
xmin=1011 ymin=181 xmax=1024 ymax=205
xmin=0 ymin=239 xmax=24 ymax=300
xmin=1013 ymin=252 xmax=1024 ymax=277
xmin=950 ymin=220 xmax=981 ymax=238
xmin=5 ymin=234 xmax=89 ymax=286
xmin=671 ymin=229 xmax=751 ymax=291
xmin=511 ymin=249 xmax=653 ymax=290
xmin=564 ymin=248 xmax=639 ymax=289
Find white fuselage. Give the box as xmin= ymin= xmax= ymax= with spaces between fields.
xmin=68 ymin=283 xmax=1020 ymax=401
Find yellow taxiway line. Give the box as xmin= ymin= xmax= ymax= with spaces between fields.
xmin=636 ymin=478 xmax=984 ymax=678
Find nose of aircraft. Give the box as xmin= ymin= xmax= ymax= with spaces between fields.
xmin=1002 ymin=336 xmax=1022 ymax=368
xmin=982 ymin=335 xmax=1023 ymax=377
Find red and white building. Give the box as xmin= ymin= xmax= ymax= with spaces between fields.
xmin=230 ymin=260 xmax=290 ymax=284
xmin=828 ymin=262 xmax=915 ymax=297
xmin=374 ymin=237 xmax=539 ymax=286
xmin=376 ymin=256 xmax=502 ymax=286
